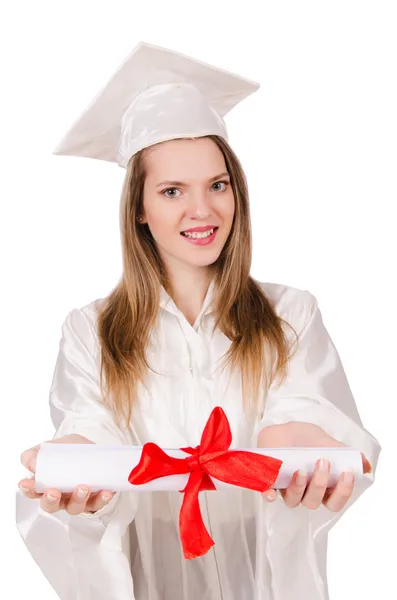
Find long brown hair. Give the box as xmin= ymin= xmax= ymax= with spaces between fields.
xmin=98 ymin=135 xmax=298 ymax=430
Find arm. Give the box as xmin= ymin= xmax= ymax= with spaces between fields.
xmin=48 ymin=306 xmax=130 ymax=520
xmin=16 ymin=306 xmax=138 ymax=599
xmin=255 ymin=290 xmax=381 ymax=532
xmin=47 ymin=307 xmax=127 ymax=519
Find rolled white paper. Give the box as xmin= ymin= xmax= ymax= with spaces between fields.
xmin=34 ymin=443 xmax=363 ymax=493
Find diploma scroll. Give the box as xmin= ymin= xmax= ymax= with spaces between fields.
xmin=35 ymin=443 xmax=363 ymax=494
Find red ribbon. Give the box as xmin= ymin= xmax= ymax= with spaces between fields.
xmin=128 ymin=406 xmax=282 ymax=559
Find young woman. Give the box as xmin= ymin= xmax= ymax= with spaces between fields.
xmin=17 ymin=42 xmax=379 ymax=600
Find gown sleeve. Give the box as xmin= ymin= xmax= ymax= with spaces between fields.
xmin=50 ymin=307 xmax=127 ymax=445
xmin=255 ymin=289 xmax=381 ymax=472
xmin=253 ymin=289 xmax=381 ymax=598
xmin=16 ymin=307 xmax=138 ymax=600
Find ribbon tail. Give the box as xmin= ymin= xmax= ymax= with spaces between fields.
xmin=180 ymin=471 xmax=215 ymax=560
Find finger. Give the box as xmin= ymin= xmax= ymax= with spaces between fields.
xmin=322 ymin=470 xmax=355 ymax=512
xmin=18 ymin=477 xmax=42 ymax=500
xmin=281 ymin=469 xmax=308 ymax=508
xmin=301 ymin=458 xmax=330 ymax=510
xmin=322 ymin=487 xmax=334 ymax=503
xmin=85 ymin=490 xmax=115 ymax=513
xmin=361 ymin=453 xmax=372 ymax=474
xmin=65 ymin=486 xmax=92 ymax=515
xmin=20 ymin=445 xmax=40 ymax=473
xmin=263 ymin=488 xmax=277 ymax=502
xmin=40 ymin=489 xmax=63 ymax=513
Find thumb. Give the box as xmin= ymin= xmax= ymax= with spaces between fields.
xmin=20 ymin=444 xmax=40 ymax=473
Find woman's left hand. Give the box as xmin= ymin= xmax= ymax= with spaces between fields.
xmin=257 ymin=421 xmax=372 ymax=512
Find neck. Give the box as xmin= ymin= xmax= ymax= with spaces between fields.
xmin=163 ymin=266 xmax=214 ymax=326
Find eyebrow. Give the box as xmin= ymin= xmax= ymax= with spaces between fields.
xmin=156 ymin=172 xmax=230 ymax=188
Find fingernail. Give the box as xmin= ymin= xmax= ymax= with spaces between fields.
xmin=47 ymin=493 xmax=58 ymax=503
xmin=342 ymin=469 xmax=355 ymax=485
xmin=317 ymin=458 xmax=330 ymax=472
xmin=101 ymin=494 xmax=112 ymax=503
xmin=77 ymin=487 xmax=88 ymax=500
xmin=19 ymin=484 xmax=30 ymax=493
xmin=264 ymin=490 xmax=277 ymax=501
xmin=296 ymin=470 xmax=307 ymax=486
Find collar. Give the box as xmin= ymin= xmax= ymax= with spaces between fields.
xmin=159 ymin=278 xmax=215 ymax=319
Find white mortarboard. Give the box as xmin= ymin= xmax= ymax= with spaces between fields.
xmin=53 ymin=41 xmax=260 ymax=168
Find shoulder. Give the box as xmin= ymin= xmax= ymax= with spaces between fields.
xmin=64 ymin=297 xmax=104 ymax=327
xmin=254 ymin=279 xmax=319 ymax=333
xmin=61 ymin=298 xmax=105 ymax=353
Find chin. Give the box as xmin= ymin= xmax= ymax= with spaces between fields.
xmin=185 ymin=254 xmax=221 ymax=268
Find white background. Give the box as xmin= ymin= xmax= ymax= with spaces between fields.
xmin=2 ymin=1 xmax=395 ymax=598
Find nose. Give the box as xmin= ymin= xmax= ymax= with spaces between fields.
xmin=187 ymin=189 xmax=212 ymax=219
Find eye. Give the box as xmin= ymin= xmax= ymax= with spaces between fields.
xmin=211 ymin=180 xmax=229 ymax=192
xmin=162 ymin=188 xmax=182 ymax=198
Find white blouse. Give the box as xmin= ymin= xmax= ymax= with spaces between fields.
xmin=16 ymin=279 xmax=381 ymax=600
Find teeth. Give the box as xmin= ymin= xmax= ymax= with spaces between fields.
xmin=183 ymin=228 xmax=215 ymax=239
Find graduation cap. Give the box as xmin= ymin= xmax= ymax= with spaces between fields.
xmin=53 ymin=41 xmax=260 ymax=168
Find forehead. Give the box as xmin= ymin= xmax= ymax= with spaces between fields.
xmin=143 ymin=137 xmax=226 ymax=181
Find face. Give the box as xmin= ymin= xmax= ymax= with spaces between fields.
xmin=141 ymin=137 xmax=235 ymax=277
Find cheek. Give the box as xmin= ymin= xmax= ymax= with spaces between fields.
xmin=216 ymin=192 xmax=235 ymax=222
xmin=145 ymin=206 xmax=180 ymax=241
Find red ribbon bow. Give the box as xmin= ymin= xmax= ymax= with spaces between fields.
xmin=128 ymin=406 xmax=282 ymax=559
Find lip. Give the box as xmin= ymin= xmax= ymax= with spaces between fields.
xmin=181 ymin=225 xmax=218 ymax=233
xmin=181 ymin=227 xmax=218 ymax=246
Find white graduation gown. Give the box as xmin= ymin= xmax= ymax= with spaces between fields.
xmin=16 ymin=280 xmax=381 ymax=600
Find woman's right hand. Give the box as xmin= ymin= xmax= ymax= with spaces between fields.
xmin=18 ymin=434 xmax=116 ymax=514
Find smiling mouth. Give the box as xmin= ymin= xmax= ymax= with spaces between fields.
xmin=181 ymin=227 xmax=218 ymax=239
